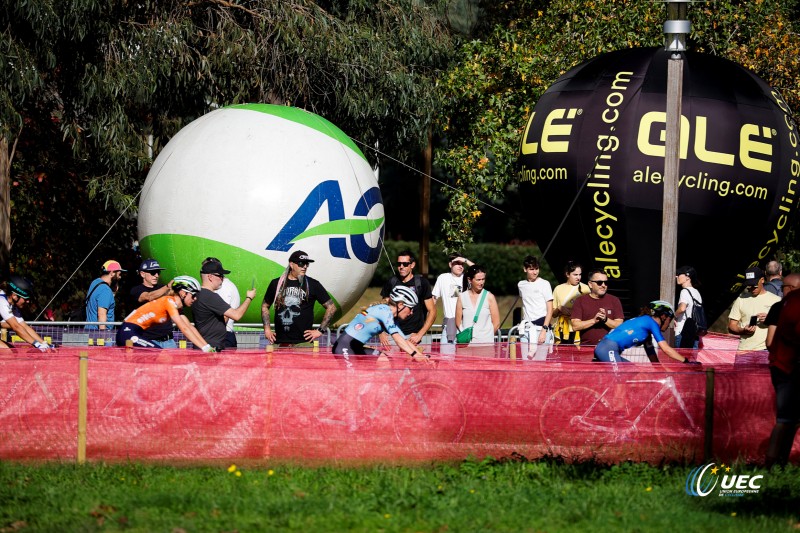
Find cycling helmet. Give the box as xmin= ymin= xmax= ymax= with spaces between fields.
xmin=389 ymin=286 xmax=418 ymax=308
xmin=172 ymin=275 xmax=200 ymax=295
xmin=649 ymin=300 xmax=675 ymax=318
xmin=8 ymin=274 xmax=33 ymax=299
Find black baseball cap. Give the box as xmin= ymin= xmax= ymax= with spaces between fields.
xmin=200 ymin=259 xmax=231 ymax=275
xmin=744 ymin=266 xmax=764 ymax=286
xmin=289 ymin=250 xmax=315 ymax=264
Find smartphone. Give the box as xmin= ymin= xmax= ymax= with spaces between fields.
xmin=749 ymin=315 xmax=759 ymax=326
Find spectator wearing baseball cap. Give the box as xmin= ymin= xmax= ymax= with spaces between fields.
xmin=728 ymin=265 xmax=781 ymax=350
xmin=127 ymin=258 xmax=175 ymax=347
xmin=85 ymin=259 xmax=126 ymax=330
xmin=193 ymin=258 xmax=257 ymax=351
xmin=202 ymin=257 xmax=242 ymax=348
xmin=674 ymin=265 xmax=702 ymax=349
xmin=261 ymin=250 xmax=337 ymax=346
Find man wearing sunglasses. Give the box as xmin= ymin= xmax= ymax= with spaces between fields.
xmin=262 ymin=250 xmax=337 ymax=346
xmin=128 ymin=258 xmax=175 ymax=348
xmin=571 ymin=269 xmax=624 ymax=346
xmin=379 ymin=249 xmax=436 ymax=345
xmin=193 ymin=258 xmax=257 ymax=351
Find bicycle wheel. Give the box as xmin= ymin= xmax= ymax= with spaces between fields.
xmin=655 ymin=392 xmax=732 ymax=459
xmin=393 ymin=382 xmax=466 ymax=444
xmin=279 ymin=383 xmax=345 ymax=444
xmin=539 ymin=386 xmax=612 ymax=457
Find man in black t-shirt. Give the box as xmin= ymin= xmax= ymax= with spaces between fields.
xmin=193 ymin=259 xmax=257 ymax=351
xmin=261 ymin=250 xmax=337 ymax=345
xmin=128 ymin=258 xmax=174 ymax=348
xmin=380 ymin=249 xmax=436 ymax=345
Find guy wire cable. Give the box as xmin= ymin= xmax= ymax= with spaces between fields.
xmin=498 ymin=79 xmax=645 ymax=328
xmin=350 ymin=136 xmax=505 ymax=278
xmin=35 ymin=151 xmax=176 ymax=320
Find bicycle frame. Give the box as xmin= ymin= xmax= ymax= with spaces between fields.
xmin=573 ymin=376 xmax=697 ymax=434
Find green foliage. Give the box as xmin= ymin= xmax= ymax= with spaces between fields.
xmin=435 ymin=0 xmax=800 ymax=254
xmin=371 ymin=239 xmax=555 ymax=295
xmin=1 ymin=0 xmax=457 ymax=309
xmin=1 ymin=460 xmax=798 ymax=531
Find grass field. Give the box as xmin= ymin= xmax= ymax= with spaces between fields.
xmin=1 ymin=459 xmax=797 ymax=532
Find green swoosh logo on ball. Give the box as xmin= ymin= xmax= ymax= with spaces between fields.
xmin=291 ymin=217 xmax=385 ymax=243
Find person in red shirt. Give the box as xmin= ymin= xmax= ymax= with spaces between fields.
xmin=766 ymin=286 xmax=800 ymax=466
xmin=571 ymin=269 xmax=624 ymax=345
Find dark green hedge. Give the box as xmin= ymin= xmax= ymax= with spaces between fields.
xmin=370 ymin=240 xmax=557 ymax=296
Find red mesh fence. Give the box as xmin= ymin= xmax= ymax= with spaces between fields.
xmin=0 ymin=335 xmax=792 ymax=465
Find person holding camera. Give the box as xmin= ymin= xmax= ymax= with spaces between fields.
xmin=728 ymin=266 xmax=781 ymax=351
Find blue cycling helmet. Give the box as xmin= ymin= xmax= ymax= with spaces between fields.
xmin=8 ymin=275 xmax=33 ymax=299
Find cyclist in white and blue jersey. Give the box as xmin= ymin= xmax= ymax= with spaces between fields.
xmin=594 ymin=300 xmax=698 ymax=364
xmin=333 ymin=286 xmax=428 ymax=362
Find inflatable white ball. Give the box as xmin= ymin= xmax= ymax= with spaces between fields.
xmin=138 ymin=104 xmax=384 ymax=323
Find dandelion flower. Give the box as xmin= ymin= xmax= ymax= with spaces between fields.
xmin=645 ymin=487 xmax=652 ymax=492
xmin=227 ymin=464 xmax=237 ymax=473
xmin=268 ymin=470 xmax=275 ymax=476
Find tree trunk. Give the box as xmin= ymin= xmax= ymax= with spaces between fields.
xmin=0 ymin=136 xmax=11 ymax=276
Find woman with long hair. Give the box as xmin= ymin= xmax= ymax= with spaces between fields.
xmin=455 ymin=265 xmax=500 ymax=345
xmin=551 ymin=261 xmax=588 ymax=344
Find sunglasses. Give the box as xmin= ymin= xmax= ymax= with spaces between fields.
xmin=296 ymin=261 xmax=310 ymax=267
xmin=397 ymin=261 xmax=412 ymax=267
xmin=589 ymin=279 xmax=607 ymax=285
xmin=210 ymin=273 xmax=225 ymax=279
xmin=144 ymin=270 xmax=161 ymax=275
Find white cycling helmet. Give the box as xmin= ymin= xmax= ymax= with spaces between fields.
xmin=389 ymin=286 xmax=418 ymax=308
xmin=172 ymin=275 xmax=201 ymax=295
xmin=649 ymin=300 xmax=675 ymax=318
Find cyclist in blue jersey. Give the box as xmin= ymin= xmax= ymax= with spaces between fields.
xmin=333 ymin=286 xmax=428 ymax=363
xmin=594 ymin=300 xmax=699 ymax=364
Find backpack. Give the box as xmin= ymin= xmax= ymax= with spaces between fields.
xmin=68 ymin=281 xmax=109 ymax=322
xmin=386 ymin=274 xmax=426 ymax=320
xmin=687 ymin=289 xmax=708 ymax=336
xmin=387 ymin=274 xmax=423 ymax=296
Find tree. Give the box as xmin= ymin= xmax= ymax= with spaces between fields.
xmin=435 ymin=0 xmax=800 ymax=256
xmin=1 ymin=0 xmax=456 ymax=313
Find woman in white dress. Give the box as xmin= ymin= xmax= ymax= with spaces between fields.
xmin=455 ymin=265 xmax=500 ymax=345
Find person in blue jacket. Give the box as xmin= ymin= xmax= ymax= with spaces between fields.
xmin=333 ymin=286 xmax=428 ymax=364
xmin=594 ymin=300 xmax=700 ymax=364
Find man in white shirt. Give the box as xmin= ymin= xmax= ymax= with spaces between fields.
xmin=517 ymin=255 xmax=553 ymax=360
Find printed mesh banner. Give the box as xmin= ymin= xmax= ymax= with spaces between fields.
xmin=518 ymin=47 xmax=799 ymax=322
xmin=1 ymin=343 xmax=793 ymax=465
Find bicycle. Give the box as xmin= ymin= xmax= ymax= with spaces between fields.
xmin=539 ymin=373 xmax=731 ymax=458
xmin=279 ymin=365 xmax=467 ymax=449
xmin=101 ymin=358 xmax=261 ymax=443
